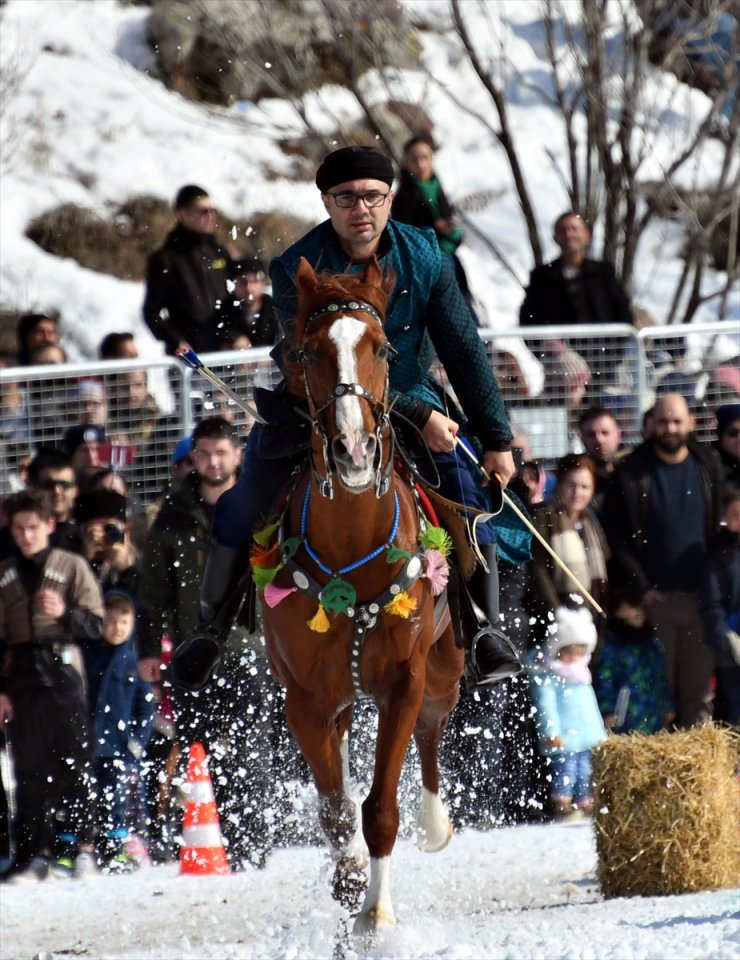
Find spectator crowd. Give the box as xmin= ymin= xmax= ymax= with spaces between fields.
xmin=0 ymin=167 xmax=738 ymax=885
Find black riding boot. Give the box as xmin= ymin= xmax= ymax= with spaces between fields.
xmin=460 ymin=544 xmax=522 ymax=690
xmin=169 ymin=543 xmax=252 ymax=691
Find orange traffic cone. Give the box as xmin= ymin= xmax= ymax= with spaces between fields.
xmin=179 ymin=742 xmax=231 ymax=876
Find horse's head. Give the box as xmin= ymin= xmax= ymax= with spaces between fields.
xmin=293 ymin=257 xmax=395 ymax=497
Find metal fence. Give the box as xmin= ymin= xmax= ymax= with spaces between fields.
xmin=1 ymin=322 xmax=737 ymax=499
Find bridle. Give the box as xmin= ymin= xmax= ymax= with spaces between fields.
xmin=297 ymin=299 xmax=394 ymax=501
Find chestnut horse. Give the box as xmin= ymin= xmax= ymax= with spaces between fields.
xmin=259 ymin=257 xmax=463 ymax=933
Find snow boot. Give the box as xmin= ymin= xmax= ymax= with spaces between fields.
xmin=170 ymin=543 xmax=253 ymax=691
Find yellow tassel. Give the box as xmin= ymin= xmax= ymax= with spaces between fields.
xmin=384 ymin=591 xmax=418 ymax=619
xmin=307 ymin=603 xmax=331 ymax=633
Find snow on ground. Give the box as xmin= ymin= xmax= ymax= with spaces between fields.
xmin=2 ymin=820 xmax=738 ymax=960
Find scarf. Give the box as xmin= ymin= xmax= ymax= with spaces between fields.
xmin=545 ymin=653 xmax=592 ymax=685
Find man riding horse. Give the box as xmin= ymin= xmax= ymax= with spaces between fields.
xmin=174 ymin=145 xmax=522 ymax=691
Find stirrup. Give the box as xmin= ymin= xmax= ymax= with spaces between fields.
xmin=464 ymin=624 xmax=522 ymax=691
xmin=169 ymin=625 xmax=223 ymax=691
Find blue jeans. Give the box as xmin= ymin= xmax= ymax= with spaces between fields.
xmin=549 ymin=749 xmax=593 ymax=802
xmin=212 ymin=423 xmax=496 ymax=550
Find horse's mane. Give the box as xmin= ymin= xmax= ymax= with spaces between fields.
xmin=284 ymin=265 xmax=396 ymax=394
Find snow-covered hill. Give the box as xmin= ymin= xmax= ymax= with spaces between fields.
xmin=0 ymin=0 xmax=736 ymax=367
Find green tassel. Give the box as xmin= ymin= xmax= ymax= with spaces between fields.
xmin=418 ymin=526 xmax=453 ymax=556
xmin=253 ymin=518 xmax=281 ymax=547
xmin=386 ymin=545 xmax=412 ymax=564
xmin=252 ymin=564 xmax=282 ymax=589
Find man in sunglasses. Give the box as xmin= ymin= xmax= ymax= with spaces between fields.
xmin=27 ymin=449 xmax=79 ymax=546
xmin=173 ymin=146 xmax=523 ymax=694
xmin=142 ymin=184 xmax=232 ymax=356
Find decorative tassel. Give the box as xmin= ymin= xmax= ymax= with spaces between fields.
xmin=263 ymin=583 xmax=298 ymax=608
xmin=384 ymin=591 xmax=418 ymax=619
xmin=423 ymin=549 xmax=449 ymax=596
xmin=418 ymin=526 xmax=453 ymax=557
xmin=252 ymin=564 xmax=282 ymax=589
xmin=250 ymin=542 xmax=280 ymax=569
xmin=252 ymin=518 xmax=281 ymax=547
xmin=307 ymin=603 xmax=331 ymax=633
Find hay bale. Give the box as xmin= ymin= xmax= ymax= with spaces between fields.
xmin=592 ymin=725 xmax=740 ymax=898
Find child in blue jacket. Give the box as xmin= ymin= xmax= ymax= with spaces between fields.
xmin=84 ymin=590 xmax=153 ymax=869
xmin=526 ymin=607 xmax=606 ymax=819
xmin=594 ymin=589 xmax=675 ymax=733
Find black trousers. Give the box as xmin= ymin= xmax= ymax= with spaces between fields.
xmin=7 ymin=650 xmax=95 ymax=868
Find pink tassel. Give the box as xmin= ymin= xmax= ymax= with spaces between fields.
xmin=423 ymin=549 xmax=449 ymax=596
xmin=263 ymin=583 xmax=298 ymax=608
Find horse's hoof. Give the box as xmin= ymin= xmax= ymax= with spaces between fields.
xmin=353 ymin=905 xmax=396 ymax=936
xmin=332 ymin=856 xmax=368 ymax=913
xmin=415 ymin=818 xmax=453 ymax=852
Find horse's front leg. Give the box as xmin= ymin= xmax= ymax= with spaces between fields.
xmin=414 ymin=621 xmax=461 ymax=852
xmin=354 ymin=670 xmax=425 ymax=935
xmin=283 ymin=687 xmax=367 ymax=911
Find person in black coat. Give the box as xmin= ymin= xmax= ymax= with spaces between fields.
xmin=142 ymin=184 xmax=232 ymax=355
xmin=221 ymin=257 xmax=280 ymax=347
xmin=519 ymin=211 xmax=634 ymax=397
xmin=391 ymin=134 xmax=479 ymax=323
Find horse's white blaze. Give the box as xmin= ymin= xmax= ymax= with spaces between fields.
xmin=355 ymin=856 xmax=395 ymax=932
xmin=415 ymin=786 xmax=453 ymax=852
xmin=339 ymin=729 xmax=351 ymax=789
xmin=329 ymin=315 xmax=368 ymax=465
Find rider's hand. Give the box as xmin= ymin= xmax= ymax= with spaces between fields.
xmin=422 ymin=411 xmax=459 ymax=453
xmin=482 ymin=450 xmax=516 ymax=489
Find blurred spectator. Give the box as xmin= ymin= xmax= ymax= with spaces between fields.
xmin=27 ymin=449 xmax=79 ymax=546
xmin=72 ymin=379 xmax=107 ymax=428
xmin=72 ymin=490 xmax=139 ymax=597
xmin=519 ymin=212 xmax=634 ymax=397
xmin=63 ymin=424 xmax=109 ymax=485
xmin=143 ymin=184 xmax=231 ymax=355
xmin=0 ymin=491 xmax=103 ymax=883
xmin=391 ymin=133 xmax=479 ymax=322
xmin=699 ymin=489 xmax=740 ymax=726
xmin=84 ymin=468 xmax=148 ymax=551
xmin=83 ymin=590 xmax=153 ymax=871
xmin=98 ymin=332 xmax=139 ymax=361
xmin=594 ymin=588 xmax=675 ymax=734
xmin=16 ymin=313 xmax=60 ymax=366
xmin=222 ymin=257 xmax=279 ymax=347
xmin=108 ymin=370 xmax=161 ymax=445
xmin=641 ymin=405 xmax=656 ymax=440
xmin=601 ymin=393 xmax=724 ymax=727
xmin=713 ymin=402 xmax=740 ymax=495
xmin=577 ymin=406 xmax=626 ymax=514
xmin=28 ymin=343 xmax=67 ymax=366
xmin=525 ymin=453 xmax=609 ymax=647
xmin=0 ymin=351 xmax=29 ymax=443
xmin=170 ymin=436 xmax=194 ymax=488
xmin=137 ymin=417 xmax=278 ymax=868
xmin=525 ymin=607 xmax=606 ymax=819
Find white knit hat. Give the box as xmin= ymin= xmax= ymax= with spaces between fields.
xmin=545 ymin=607 xmax=597 ymax=658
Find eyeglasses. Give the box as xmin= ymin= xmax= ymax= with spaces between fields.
xmin=39 ymin=479 xmax=75 ymax=491
xmin=324 ymin=191 xmax=390 ymax=209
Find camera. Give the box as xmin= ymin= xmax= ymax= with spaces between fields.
xmin=103 ymin=522 xmax=125 ymax=545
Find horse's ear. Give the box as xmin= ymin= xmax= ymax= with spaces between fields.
xmin=296 ymin=257 xmax=317 ymax=301
xmin=362 ymin=256 xmax=384 ymax=290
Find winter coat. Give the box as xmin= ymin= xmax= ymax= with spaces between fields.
xmin=524 ymin=500 xmax=609 ymax=643
xmin=519 ymin=257 xmax=633 ymax=329
xmin=142 ymin=224 xmax=231 ymax=354
xmin=84 ymin=637 xmax=153 ymax=758
xmin=526 ymin=650 xmax=607 ymax=755
xmin=699 ymin=528 xmax=740 ymax=669
xmin=601 ymin=439 xmax=723 ymax=593
xmin=270 ymin=218 xmax=512 ymax=452
xmin=594 ymin=620 xmax=674 ymax=733
xmin=135 ymin=473 xmax=211 ymax=657
xmin=391 ymin=169 xmax=462 ymax=255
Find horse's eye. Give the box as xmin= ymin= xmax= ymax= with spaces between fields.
xmin=377 ymin=344 xmax=390 ymax=361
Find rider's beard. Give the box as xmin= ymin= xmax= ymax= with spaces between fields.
xmin=198 ymin=470 xmax=233 ymax=488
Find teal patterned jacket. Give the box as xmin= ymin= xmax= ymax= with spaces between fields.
xmin=270 ymin=219 xmax=512 ymax=452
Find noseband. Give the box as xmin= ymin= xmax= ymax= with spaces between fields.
xmin=299 ymin=299 xmax=393 ymax=500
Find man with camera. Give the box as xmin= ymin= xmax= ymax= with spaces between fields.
xmin=71 ymin=490 xmax=140 ymax=598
